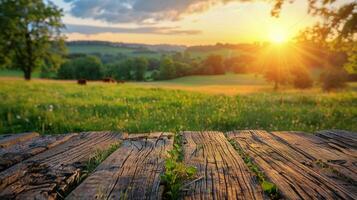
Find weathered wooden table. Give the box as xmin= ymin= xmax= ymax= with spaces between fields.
xmin=0 ymin=130 xmax=356 ymax=199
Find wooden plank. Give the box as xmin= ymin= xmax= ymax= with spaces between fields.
xmin=316 ymin=130 xmax=357 ymax=151
xmin=0 ymin=132 xmax=40 ymax=148
xmin=227 ymin=130 xmax=357 ymax=200
xmin=0 ymin=134 xmax=76 ymax=172
xmin=66 ymin=132 xmax=173 ymax=200
xmin=272 ymin=131 xmax=357 ymax=184
xmin=0 ymin=131 xmax=122 ymax=200
xmin=181 ymin=131 xmax=263 ymax=200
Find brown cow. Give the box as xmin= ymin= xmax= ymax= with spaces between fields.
xmin=77 ymin=79 xmax=87 ymax=85
xmin=103 ymin=78 xmax=116 ymax=83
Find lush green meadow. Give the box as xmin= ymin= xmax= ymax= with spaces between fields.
xmin=0 ymin=69 xmax=40 ymax=78
xmin=0 ymin=78 xmax=356 ymax=135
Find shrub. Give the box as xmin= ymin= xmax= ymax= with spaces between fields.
xmin=291 ymin=66 xmax=313 ymax=89
xmin=57 ymin=61 xmax=75 ymax=79
xmin=320 ymin=67 xmax=348 ymax=91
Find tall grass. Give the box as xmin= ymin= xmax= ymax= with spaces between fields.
xmin=0 ymin=80 xmax=356 ymax=134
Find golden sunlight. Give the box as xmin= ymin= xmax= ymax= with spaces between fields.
xmin=269 ymin=28 xmax=288 ymax=44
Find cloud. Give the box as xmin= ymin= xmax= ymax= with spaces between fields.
xmin=65 ymin=24 xmax=202 ymax=35
xmin=63 ymin=0 xmax=241 ymax=23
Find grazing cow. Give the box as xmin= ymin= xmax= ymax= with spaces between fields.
xmin=103 ymin=78 xmax=116 ymax=83
xmin=116 ymin=80 xmax=125 ymax=84
xmin=77 ymin=79 xmax=87 ymax=85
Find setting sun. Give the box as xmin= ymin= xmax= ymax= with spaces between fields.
xmin=269 ymin=28 xmax=289 ymax=44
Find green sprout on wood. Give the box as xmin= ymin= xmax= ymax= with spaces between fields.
xmin=83 ymin=142 xmax=121 ymax=177
xmin=229 ymin=139 xmax=281 ymax=199
xmin=161 ymin=134 xmax=197 ymax=200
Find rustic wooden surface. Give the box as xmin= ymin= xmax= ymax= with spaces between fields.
xmin=0 ymin=134 xmax=76 ymax=172
xmin=0 ymin=132 xmax=39 ymax=148
xmin=227 ymin=130 xmax=357 ymax=200
xmin=0 ymin=131 xmax=122 ymax=200
xmin=0 ymin=130 xmax=356 ymax=200
xmin=181 ymin=131 xmax=264 ymax=200
xmin=272 ymin=130 xmax=357 ymax=184
xmin=66 ymin=132 xmax=173 ymax=200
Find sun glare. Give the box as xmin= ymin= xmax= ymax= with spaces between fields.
xmin=269 ymin=28 xmax=288 ymax=44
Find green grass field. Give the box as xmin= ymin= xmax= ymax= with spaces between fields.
xmin=0 ymin=78 xmax=356 ymax=135
xmin=0 ymin=69 xmax=40 ymax=78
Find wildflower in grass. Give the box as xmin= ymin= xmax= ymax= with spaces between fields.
xmin=49 ymin=105 xmax=54 ymax=112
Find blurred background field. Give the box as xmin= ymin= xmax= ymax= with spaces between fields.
xmin=1 ymin=78 xmax=356 ymax=135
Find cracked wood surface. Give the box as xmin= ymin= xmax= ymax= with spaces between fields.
xmin=181 ymin=131 xmax=264 ymax=200
xmin=227 ymin=130 xmax=357 ymax=200
xmin=0 ymin=134 xmax=76 ymax=172
xmin=0 ymin=132 xmax=39 ymax=148
xmin=66 ymin=132 xmax=173 ymax=200
xmin=0 ymin=131 xmax=122 ymax=200
xmin=272 ymin=130 xmax=357 ymax=184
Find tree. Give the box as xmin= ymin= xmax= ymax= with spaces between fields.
xmin=132 ymin=57 xmax=148 ymax=81
xmin=174 ymin=62 xmax=192 ymax=77
xmin=271 ymin=0 xmax=356 ymax=90
xmin=57 ymin=56 xmax=103 ymax=80
xmin=263 ymin=49 xmax=290 ymax=90
xmin=291 ymin=66 xmax=313 ymax=89
xmin=0 ymin=0 xmax=66 ymax=80
xmin=159 ymin=57 xmax=176 ymax=80
xmin=271 ymin=0 xmax=356 ymax=42
xmin=203 ymin=55 xmax=225 ymax=75
xmin=320 ymin=67 xmax=348 ymax=91
xmin=224 ymin=56 xmax=247 ymax=74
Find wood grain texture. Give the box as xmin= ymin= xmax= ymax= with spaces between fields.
xmin=0 ymin=132 xmax=40 ymax=148
xmin=272 ymin=131 xmax=357 ymax=184
xmin=227 ymin=130 xmax=357 ymax=200
xmin=0 ymin=131 xmax=122 ymax=200
xmin=66 ymin=132 xmax=173 ymax=200
xmin=181 ymin=131 xmax=263 ymax=200
xmin=0 ymin=134 xmax=76 ymax=172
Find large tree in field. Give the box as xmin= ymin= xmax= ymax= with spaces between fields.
xmin=271 ymin=0 xmax=356 ymax=58
xmin=0 ymin=0 xmax=66 ymax=80
xmin=272 ymin=0 xmax=356 ymax=90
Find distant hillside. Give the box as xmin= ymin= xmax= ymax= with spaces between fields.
xmin=185 ymin=43 xmax=262 ymax=59
xmin=66 ymin=41 xmax=186 ymax=58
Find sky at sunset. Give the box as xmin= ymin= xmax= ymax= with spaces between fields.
xmin=55 ymin=0 xmax=321 ymax=45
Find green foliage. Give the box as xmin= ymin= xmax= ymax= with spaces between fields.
xmin=271 ymin=0 xmax=356 ymax=42
xmin=291 ymin=66 xmax=313 ymax=89
xmin=229 ymin=139 xmax=280 ymax=199
xmin=114 ymin=60 xmax=132 ymax=80
xmin=345 ymin=50 xmax=357 ymax=74
xmin=320 ymin=67 xmax=348 ymax=91
xmin=103 ymin=57 xmax=148 ymax=81
xmin=132 ymin=57 xmax=148 ymax=81
xmin=224 ymin=56 xmax=247 ymax=74
xmin=57 ymin=56 xmax=103 ymax=80
xmin=0 ymin=0 xmax=66 ymax=80
xmin=0 ymin=79 xmax=356 ymax=134
xmin=161 ymin=134 xmax=197 ymax=199
xmin=202 ymin=54 xmax=225 ymax=75
xmin=160 ymin=57 xmax=176 ymax=80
